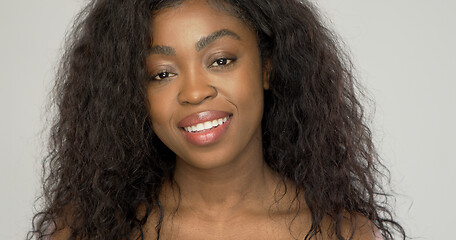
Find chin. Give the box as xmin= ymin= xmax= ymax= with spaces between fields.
xmin=176 ymin=152 xmax=236 ymax=171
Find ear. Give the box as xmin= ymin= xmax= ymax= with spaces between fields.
xmin=263 ymin=59 xmax=271 ymax=90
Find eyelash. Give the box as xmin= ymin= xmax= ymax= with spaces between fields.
xmin=150 ymin=71 xmax=177 ymax=81
xmin=209 ymin=57 xmax=237 ymax=69
xmin=149 ymin=57 xmax=237 ymax=81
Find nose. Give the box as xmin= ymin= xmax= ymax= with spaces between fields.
xmin=177 ymin=69 xmax=217 ymax=105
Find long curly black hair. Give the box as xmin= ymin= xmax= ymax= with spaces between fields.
xmin=28 ymin=0 xmax=406 ymax=239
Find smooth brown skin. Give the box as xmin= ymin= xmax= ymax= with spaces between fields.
xmin=142 ymin=1 xmax=381 ymax=239
xmin=51 ymin=0 xmax=381 ymax=239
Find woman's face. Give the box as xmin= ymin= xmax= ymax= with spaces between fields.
xmin=146 ymin=0 xmax=269 ymax=169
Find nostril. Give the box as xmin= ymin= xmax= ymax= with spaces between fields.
xmin=210 ymin=85 xmax=218 ymax=96
xmin=178 ymin=84 xmax=218 ymax=105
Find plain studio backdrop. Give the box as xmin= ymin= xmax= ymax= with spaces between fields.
xmin=1 ymin=0 xmax=454 ymax=239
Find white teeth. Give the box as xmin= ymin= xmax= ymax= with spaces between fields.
xmin=183 ymin=116 xmax=230 ymax=133
xmin=204 ymin=122 xmax=212 ymax=129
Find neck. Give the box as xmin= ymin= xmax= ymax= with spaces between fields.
xmin=166 ymin=142 xmax=278 ymax=216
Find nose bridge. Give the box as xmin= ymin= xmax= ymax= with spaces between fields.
xmin=178 ymin=64 xmax=217 ymax=105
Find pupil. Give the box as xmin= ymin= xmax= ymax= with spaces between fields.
xmin=159 ymin=72 xmax=168 ymax=78
xmin=218 ymin=59 xmax=227 ymax=65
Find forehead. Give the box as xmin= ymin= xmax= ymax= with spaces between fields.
xmin=152 ymin=0 xmax=239 ymax=18
xmin=152 ymin=0 xmax=240 ymax=26
xmin=150 ymin=0 xmax=255 ymax=46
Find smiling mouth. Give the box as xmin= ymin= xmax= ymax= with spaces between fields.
xmin=181 ymin=115 xmax=231 ymax=133
xmin=178 ymin=111 xmax=232 ymax=146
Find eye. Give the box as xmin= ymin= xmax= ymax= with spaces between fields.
xmin=209 ymin=57 xmax=235 ymax=68
xmin=150 ymin=71 xmax=176 ymax=81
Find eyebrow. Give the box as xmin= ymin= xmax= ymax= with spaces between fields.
xmin=147 ymin=29 xmax=241 ymax=56
xmin=147 ymin=45 xmax=176 ymax=56
xmin=196 ymin=29 xmax=241 ymax=52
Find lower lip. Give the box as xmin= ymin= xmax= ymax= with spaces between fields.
xmin=180 ymin=116 xmax=232 ymax=146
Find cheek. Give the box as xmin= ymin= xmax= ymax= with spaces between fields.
xmin=233 ymin=66 xmax=265 ymax=109
xmin=147 ymin=90 xmax=179 ymax=150
xmin=146 ymin=88 xmax=172 ymax=130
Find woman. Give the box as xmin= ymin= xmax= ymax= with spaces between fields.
xmin=29 ymin=0 xmax=406 ymax=239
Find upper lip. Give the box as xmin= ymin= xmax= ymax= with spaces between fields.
xmin=178 ymin=110 xmax=231 ymax=128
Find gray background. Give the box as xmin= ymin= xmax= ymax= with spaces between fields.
xmin=1 ymin=0 xmax=455 ymax=239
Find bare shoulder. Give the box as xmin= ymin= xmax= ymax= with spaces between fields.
xmin=50 ymin=227 xmax=71 ymax=240
xmin=340 ymin=214 xmax=384 ymax=240
xmin=46 ymin=205 xmax=73 ymax=240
